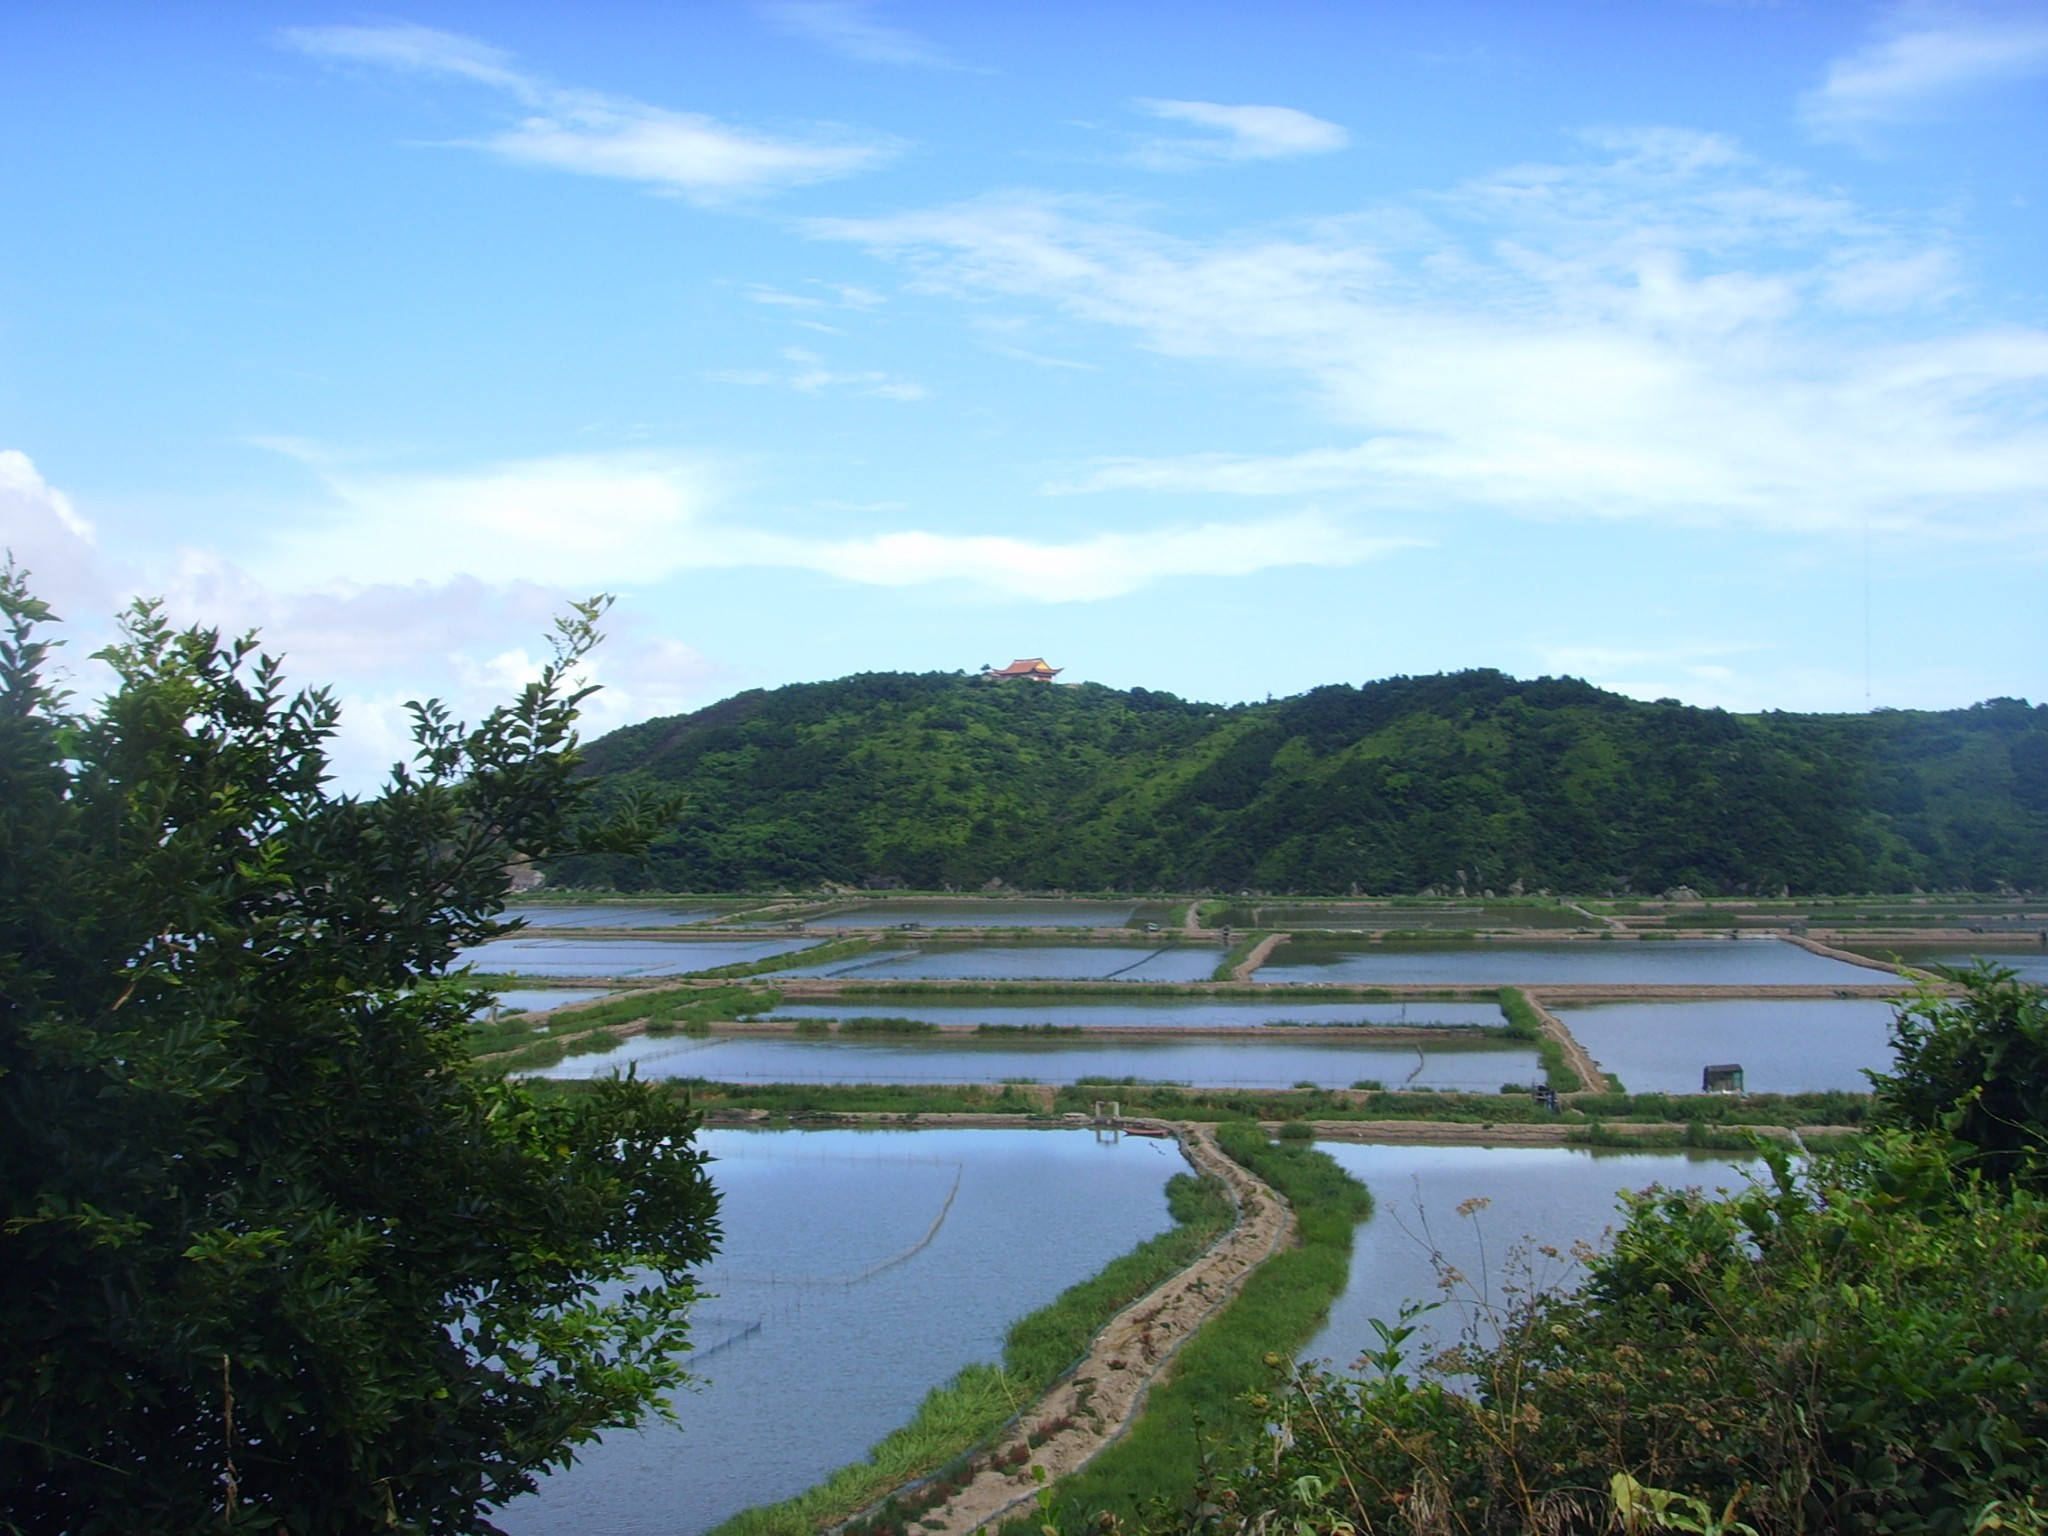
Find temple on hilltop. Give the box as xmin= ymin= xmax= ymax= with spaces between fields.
xmin=981 ymin=658 xmax=1062 ymax=681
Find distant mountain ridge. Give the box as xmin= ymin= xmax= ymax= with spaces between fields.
xmin=551 ymin=670 xmax=2048 ymax=895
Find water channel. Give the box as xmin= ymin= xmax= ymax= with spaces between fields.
xmin=1855 ymin=946 xmax=2048 ymax=986
xmin=483 ymin=986 xmax=616 ymax=1015
xmin=772 ymin=945 xmax=1221 ymax=983
xmin=791 ymin=900 xmax=1145 ymax=929
xmin=1257 ymin=938 xmax=1881 ymax=986
xmin=461 ymin=937 xmax=818 ymax=977
xmin=535 ymin=1033 xmax=1543 ymax=1091
xmin=1307 ymin=1144 xmax=1755 ymax=1372
xmin=771 ymin=998 xmax=1506 ymax=1029
xmin=1556 ymin=998 xmax=1896 ymax=1094
xmin=504 ymin=904 xmax=728 ymax=928
xmin=496 ymin=1128 xmax=1186 ymax=1536
xmin=1216 ymin=903 xmax=1594 ymax=931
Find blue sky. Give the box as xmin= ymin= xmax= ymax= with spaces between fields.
xmin=3 ymin=1 xmax=2045 ymax=783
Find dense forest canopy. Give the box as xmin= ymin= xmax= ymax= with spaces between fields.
xmin=551 ymin=670 xmax=2048 ymax=895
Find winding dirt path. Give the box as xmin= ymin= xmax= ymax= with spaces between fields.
xmin=898 ymin=1122 xmax=1294 ymax=1536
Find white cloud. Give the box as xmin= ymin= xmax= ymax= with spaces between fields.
xmin=1800 ymin=9 xmax=2048 ymax=143
xmin=159 ymin=564 xmax=725 ymax=790
xmin=761 ymin=1 xmax=961 ymax=68
xmin=0 ymin=449 xmax=119 ymax=626
xmin=1131 ymin=99 xmax=1348 ymax=169
xmin=284 ymin=23 xmax=893 ymax=199
xmin=734 ymin=510 xmax=1411 ymax=601
xmin=707 ymin=346 xmax=928 ymax=398
xmin=249 ymin=451 xmax=727 ymax=589
xmin=249 ymin=446 xmax=1389 ymax=601
xmin=812 ymin=135 xmax=2048 ymax=538
xmin=280 ymin=23 xmax=530 ymax=92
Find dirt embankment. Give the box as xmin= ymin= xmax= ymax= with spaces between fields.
xmin=1231 ymin=932 xmax=1291 ymax=980
xmin=1780 ymin=933 xmax=1916 ymax=975
xmin=899 ymin=1122 xmax=1294 ymax=1536
xmin=1519 ymin=989 xmax=1609 ymax=1096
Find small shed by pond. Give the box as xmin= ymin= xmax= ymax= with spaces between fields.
xmin=1702 ymin=1063 xmax=1745 ymax=1094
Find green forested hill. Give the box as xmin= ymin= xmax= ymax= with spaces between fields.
xmin=550 ymin=671 xmax=2048 ymax=894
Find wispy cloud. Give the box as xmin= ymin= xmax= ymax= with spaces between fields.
xmin=761 ymin=1 xmax=962 ymax=68
xmin=1800 ymin=8 xmax=2048 ymax=143
xmin=814 ymin=130 xmax=2048 ymax=538
xmin=1130 ymin=99 xmax=1349 ymax=169
xmin=738 ymin=510 xmax=1411 ymax=601
xmin=245 ymin=448 xmax=1389 ymax=602
xmin=283 ymin=22 xmax=895 ymax=199
xmin=708 ymin=346 xmax=929 ymax=399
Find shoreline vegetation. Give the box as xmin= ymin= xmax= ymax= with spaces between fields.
xmin=705 ymin=1150 xmax=1239 ymax=1536
xmin=1004 ymin=1125 xmax=1374 ymax=1535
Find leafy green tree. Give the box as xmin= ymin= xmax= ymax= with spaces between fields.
xmin=0 ymin=567 xmax=715 ymax=1533
xmin=1871 ymin=963 xmax=2048 ymax=1190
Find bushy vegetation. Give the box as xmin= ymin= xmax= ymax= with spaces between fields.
xmin=0 ymin=575 xmax=718 ymax=1533
xmin=1148 ymin=970 xmax=2048 ymax=1535
xmin=546 ymin=669 xmax=2048 ymax=894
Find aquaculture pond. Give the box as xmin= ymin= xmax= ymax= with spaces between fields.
xmin=1556 ymin=998 xmax=1897 ymax=1094
xmin=1848 ymin=946 xmax=2048 ymax=986
xmin=532 ymin=1033 xmax=1542 ymax=1091
xmin=1307 ymin=1144 xmax=1754 ymax=1373
xmin=460 ymin=936 xmax=817 ymax=977
xmin=1256 ymin=938 xmax=1885 ymax=987
xmin=791 ymin=899 xmax=1144 ymax=929
xmin=503 ymin=903 xmax=727 ymax=928
xmin=496 ymin=1127 xmax=1187 ymax=1536
xmin=772 ymin=997 xmax=1507 ymax=1030
xmin=771 ymin=944 xmax=1221 ymax=983
xmin=1215 ymin=902 xmax=1594 ymax=932
xmin=480 ymin=986 xmax=615 ymax=1015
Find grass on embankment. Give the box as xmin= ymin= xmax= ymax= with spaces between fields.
xmin=1498 ymin=986 xmax=1582 ymax=1093
xmin=1015 ymin=1123 xmax=1375 ymax=1533
xmin=691 ymin=936 xmax=879 ymax=980
xmin=616 ymin=1077 xmax=1872 ymax=1132
xmin=1210 ymin=933 xmax=1267 ymax=982
xmin=707 ymin=1171 xmax=1235 ymax=1536
xmin=471 ymin=983 xmax=782 ymax=1071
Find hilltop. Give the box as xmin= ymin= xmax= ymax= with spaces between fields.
xmin=549 ymin=670 xmax=2048 ymax=895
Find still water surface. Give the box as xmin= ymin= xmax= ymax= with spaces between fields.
xmin=1863 ymin=947 xmax=2048 ymax=985
xmin=461 ymin=937 xmax=817 ymax=977
xmin=795 ymin=900 xmax=1142 ymax=929
xmin=504 ymin=904 xmax=725 ymax=928
xmin=1558 ymin=999 xmax=1895 ymax=1094
xmin=1258 ymin=939 xmax=1880 ymax=986
xmin=772 ymin=998 xmax=1506 ymax=1029
xmin=534 ymin=1034 xmax=1541 ymax=1090
xmin=773 ymin=945 xmax=1220 ymax=983
xmin=497 ymin=1128 xmax=1184 ymax=1536
xmin=484 ymin=987 xmax=615 ymax=1014
xmin=1217 ymin=903 xmax=1593 ymax=932
xmin=1308 ymin=1144 xmax=1754 ymax=1371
